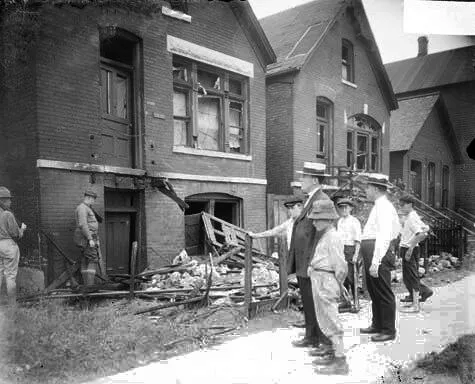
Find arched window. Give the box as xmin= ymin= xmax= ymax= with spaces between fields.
xmin=346 ymin=114 xmax=381 ymax=171
xmin=342 ymin=39 xmax=355 ymax=83
xmin=316 ymin=97 xmax=333 ymax=159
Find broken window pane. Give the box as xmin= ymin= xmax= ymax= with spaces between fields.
xmin=173 ymin=91 xmax=188 ymax=146
xmin=173 ymin=91 xmax=188 ymax=117
xmin=229 ymin=78 xmax=242 ymax=95
xmin=173 ymin=62 xmax=188 ymax=82
xmin=229 ymin=101 xmax=242 ymax=152
xmin=371 ymin=136 xmax=379 ymax=170
xmin=174 ymin=120 xmax=187 ymax=146
xmin=198 ymin=97 xmax=220 ymax=150
xmin=198 ymin=69 xmax=221 ymax=90
xmin=116 ymin=74 xmax=128 ymax=119
xmin=356 ymin=133 xmax=368 ymax=170
xmin=100 ymin=68 xmax=112 ymax=114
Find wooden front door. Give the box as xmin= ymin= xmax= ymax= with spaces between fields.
xmin=100 ymin=64 xmax=134 ymax=167
xmin=105 ymin=212 xmax=132 ymax=274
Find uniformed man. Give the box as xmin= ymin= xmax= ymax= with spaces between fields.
xmin=74 ymin=189 xmax=100 ymax=286
xmin=398 ymin=194 xmax=433 ymax=312
xmin=307 ymin=200 xmax=349 ymax=375
xmin=359 ymin=174 xmax=400 ymax=342
xmin=288 ymin=162 xmax=332 ymax=351
xmin=0 ymin=187 xmax=26 ymax=304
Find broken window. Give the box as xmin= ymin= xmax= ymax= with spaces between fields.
xmin=342 ymin=39 xmax=355 ymax=83
xmin=316 ymin=97 xmax=332 ymax=159
xmin=346 ymin=114 xmax=381 ymax=171
xmin=172 ymin=55 xmax=249 ymax=153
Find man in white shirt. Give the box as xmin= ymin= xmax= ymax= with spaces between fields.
xmin=336 ymin=198 xmax=361 ymax=310
xmin=249 ymin=195 xmax=305 ymax=250
xmin=398 ymin=194 xmax=433 ymax=312
xmin=359 ymin=174 xmax=400 ymax=342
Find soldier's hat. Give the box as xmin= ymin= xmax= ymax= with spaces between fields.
xmin=360 ymin=172 xmax=390 ymax=188
xmin=283 ymin=194 xmax=305 ymax=208
xmin=0 ymin=187 xmax=12 ymax=199
xmin=84 ymin=189 xmax=98 ymax=199
xmin=336 ymin=198 xmax=355 ymax=208
xmin=308 ymin=200 xmax=339 ymax=220
xmin=296 ymin=162 xmax=331 ymax=177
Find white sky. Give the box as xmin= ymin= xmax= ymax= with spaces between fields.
xmin=248 ymin=0 xmax=475 ymax=63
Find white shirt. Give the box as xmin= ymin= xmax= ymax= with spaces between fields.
xmin=337 ymin=215 xmax=362 ymax=246
xmin=362 ymin=195 xmax=401 ymax=264
xmin=257 ymin=218 xmax=295 ymax=250
xmin=400 ymin=210 xmax=429 ymax=247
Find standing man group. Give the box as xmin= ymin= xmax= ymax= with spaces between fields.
xmin=0 ymin=187 xmax=26 ymax=305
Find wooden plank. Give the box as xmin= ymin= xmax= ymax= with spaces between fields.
xmin=244 ymin=234 xmax=253 ymax=318
xmin=129 ymin=241 xmax=138 ymax=299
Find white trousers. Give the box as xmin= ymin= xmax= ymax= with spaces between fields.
xmin=0 ymin=239 xmax=20 ymax=299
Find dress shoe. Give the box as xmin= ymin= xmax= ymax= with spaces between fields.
xmin=400 ymin=295 xmax=413 ymax=303
xmin=420 ymin=290 xmax=433 ymax=303
xmin=371 ymin=333 xmax=396 ymax=342
xmin=308 ymin=344 xmax=333 ymax=357
xmin=360 ymin=326 xmax=381 ymax=334
xmin=291 ymin=338 xmax=317 ymax=348
xmin=291 ymin=320 xmax=306 ymax=328
xmin=314 ymin=357 xmax=349 ymax=375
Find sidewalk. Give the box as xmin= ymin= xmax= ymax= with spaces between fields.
xmin=87 ymin=274 xmax=475 ymax=384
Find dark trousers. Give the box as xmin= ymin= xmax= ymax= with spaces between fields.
xmin=400 ymin=246 xmax=431 ymax=296
xmin=361 ymin=240 xmax=396 ymax=335
xmin=343 ymin=245 xmax=356 ymax=300
xmin=297 ymin=276 xmax=330 ymax=344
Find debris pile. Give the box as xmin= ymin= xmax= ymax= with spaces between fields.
xmin=422 ymin=252 xmax=461 ymax=276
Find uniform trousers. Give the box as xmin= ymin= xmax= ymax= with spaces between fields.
xmin=0 ymin=239 xmax=20 ymax=300
xmin=400 ymin=246 xmax=431 ymax=296
xmin=360 ymin=239 xmax=396 ymax=335
xmin=297 ymin=276 xmax=330 ymax=345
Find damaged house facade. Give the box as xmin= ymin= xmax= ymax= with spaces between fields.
xmin=0 ymin=0 xmax=275 ymax=283
xmin=260 ymin=0 xmax=398 ymax=198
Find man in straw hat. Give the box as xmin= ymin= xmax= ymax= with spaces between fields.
xmin=0 ymin=187 xmax=26 ymax=304
xmin=288 ymin=162 xmax=332 ymax=351
xmin=249 ymin=194 xmax=305 ymax=251
xmin=307 ymin=200 xmax=349 ymax=375
xmin=398 ymin=194 xmax=432 ymax=312
xmin=359 ymin=173 xmax=401 ymax=342
xmin=74 ymin=189 xmax=101 ymax=286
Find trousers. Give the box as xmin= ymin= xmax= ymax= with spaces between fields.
xmin=400 ymin=246 xmax=431 ymax=295
xmin=361 ymin=239 xmax=396 ymax=335
xmin=0 ymin=239 xmax=20 ymax=300
xmin=343 ymin=245 xmax=356 ymax=300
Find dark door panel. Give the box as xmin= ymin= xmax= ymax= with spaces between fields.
xmin=105 ymin=212 xmax=131 ymax=274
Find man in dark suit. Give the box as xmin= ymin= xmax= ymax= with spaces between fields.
xmin=288 ymin=162 xmax=331 ymax=351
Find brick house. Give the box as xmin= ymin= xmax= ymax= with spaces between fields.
xmin=0 ymin=0 xmax=275 ymax=283
xmin=386 ymin=41 xmax=475 ymax=213
xmin=260 ymin=0 xmax=398 ymax=197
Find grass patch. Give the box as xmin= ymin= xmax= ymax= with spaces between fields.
xmin=0 ymin=299 xmax=246 ymax=384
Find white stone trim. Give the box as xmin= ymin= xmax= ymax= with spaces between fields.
xmin=173 ymin=146 xmax=252 ymax=161
xmin=167 ymin=35 xmax=254 ymax=78
xmin=341 ymin=79 xmax=358 ymax=88
xmin=36 ymin=159 xmax=146 ymax=176
xmin=152 ymin=171 xmax=267 ymax=185
xmin=161 ymin=6 xmax=191 ymax=23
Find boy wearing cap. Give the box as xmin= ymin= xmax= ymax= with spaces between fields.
xmin=336 ymin=198 xmax=361 ymax=309
xmin=359 ymin=174 xmax=400 ymax=342
xmin=288 ymin=162 xmax=332 ymax=350
xmin=307 ymin=200 xmax=349 ymax=375
xmin=74 ymin=189 xmax=101 ymax=286
xmin=398 ymin=194 xmax=432 ymax=312
xmin=0 ymin=187 xmax=26 ymax=304
xmin=249 ymin=194 xmax=305 ymax=251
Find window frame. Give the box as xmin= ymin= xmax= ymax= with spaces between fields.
xmin=427 ymin=162 xmax=436 ymax=207
xmin=346 ymin=115 xmax=381 ymax=171
xmin=342 ymin=39 xmax=355 ymax=84
xmin=172 ymin=55 xmax=249 ymax=154
xmin=316 ymin=97 xmax=331 ymax=159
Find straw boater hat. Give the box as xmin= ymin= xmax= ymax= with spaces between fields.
xmin=296 ymin=162 xmax=331 ymax=177
xmin=336 ymin=197 xmax=355 ymax=208
xmin=283 ymin=194 xmax=305 ymax=208
xmin=360 ymin=172 xmax=390 ymax=188
xmin=0 ymin=187 xmax=12 ymax=199
xmin=308 ymin=200 xmax=339 ymax=220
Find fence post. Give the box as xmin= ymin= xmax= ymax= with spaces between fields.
xmin=244 ymin=234 xmax=253 ymax=319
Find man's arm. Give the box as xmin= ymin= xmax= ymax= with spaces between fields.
xmin=372 ymin=203 xmax=393 ymax=266
xmin=249 ymin=220 xmax=289 ymax=238
xmin=5 ymin=212 xmax=21 ymax=239
xmin=77 ymin=205 xmax=93 ymax=241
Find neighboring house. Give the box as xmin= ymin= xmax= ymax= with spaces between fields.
xmin=386 ymin=40 xmax=475 ymax=213
xmin=0 ymin=0 xmax=275 ymax=283
xmin=260 ymin=0 xmax=398 ymax=196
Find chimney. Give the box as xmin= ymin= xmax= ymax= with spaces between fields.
xmin=417 ymin=36 xmax=428 ymax=57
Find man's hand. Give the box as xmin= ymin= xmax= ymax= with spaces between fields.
xmin=405 ymin=247 xmax=413 ymax=261
xmin=88 ymin=239 xmax=95 ymax=248
xmin=21 ymin=223 xmax=27 ymax=230
xmin=369 ymin=262 xmax=380 ymax=278
xmin=248 ymin=232 xmax=258 ymax=238
xmin=352 ymin=254 xmax=359 ymax=264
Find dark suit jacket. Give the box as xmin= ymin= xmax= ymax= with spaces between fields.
xmin=287 ymin=188 xmax=330 ymax=277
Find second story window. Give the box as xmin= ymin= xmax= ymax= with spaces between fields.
xmin=172 ymin=56 xmax=249 ymax=154
xmin=342 ymin=39 xmax=354 ymax=83
xmin=346 ymin=114 xmax=381 ymax=171
xmin=316 ymin=97 xmax=332 ymax=159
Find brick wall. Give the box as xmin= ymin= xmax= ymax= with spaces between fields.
xmin=269 ymin=11 xmax=391 ymax=196
xmin=441 ymin=82 xmax=475 ymax=213
xmin=405 ymin=105 xmax=456 ymax=209
xmin=266 ymin=73 xmax=294 ymax=194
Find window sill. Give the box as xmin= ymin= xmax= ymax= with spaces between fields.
xmin=173 ymin=146 xmax=252 ymax=161
xmin=341 ymin=79 xmax=357 ymax=88
xmin=162 ymin=6 xmax=191 ymax=23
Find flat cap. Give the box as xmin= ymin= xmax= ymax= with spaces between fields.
xmin=336 ymin=198 xmax=355 ymax=207
xmin=0 ymin=187 xmax=12 ymax=198
xmin=308 ymin=200 xmax=338 ymax=220
xmin=84 ymin=189 xmax=98 ymax=198
xmin=284 ymin=194 xmax=305 ymax=207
